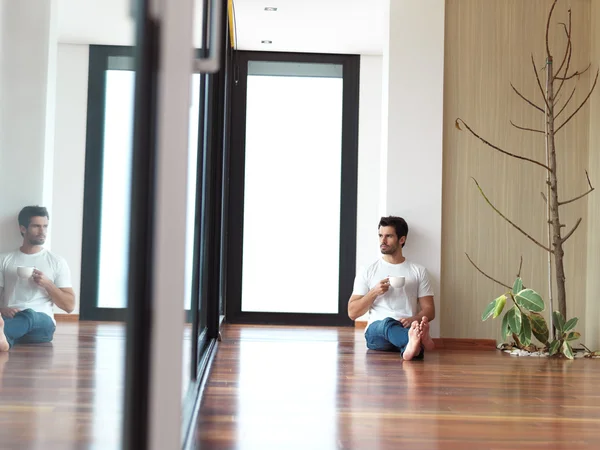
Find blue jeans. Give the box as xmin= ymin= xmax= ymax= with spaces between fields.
xmin=365 ymin=317 xmax=424 ymax=359
xmin=3 ymin=309 xmax=56 ymax=349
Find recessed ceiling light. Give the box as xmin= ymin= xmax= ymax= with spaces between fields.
xmin=264 ymin=7 xmax=277 ymax=11
xmin=261 ymin=40 xmax=272 ymax=44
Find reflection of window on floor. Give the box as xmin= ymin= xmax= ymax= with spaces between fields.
xmin=97 ymin=72 xmax=200 ymax=310
xmin=237 ymin=328 xmax=339 ymax=447
xmin=241 ymin=70 xmax=343 ymax=314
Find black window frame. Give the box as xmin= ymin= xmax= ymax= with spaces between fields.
xmin=226 ymin=50 xmax=360 ymax=327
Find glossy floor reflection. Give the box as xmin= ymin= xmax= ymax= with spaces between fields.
xmin=196 ymin=324 xmax=600 ymax=450
xmin=0 ymin=321 xmax=192 ymax=450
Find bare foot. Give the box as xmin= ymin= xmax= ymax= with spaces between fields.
xmin=402 ymin=321 xmax=422 ymax=361
xmin=420 ymin=316 xmax=435 ymax=351
xmin=0 ymin=315 xmax=9 ymax=352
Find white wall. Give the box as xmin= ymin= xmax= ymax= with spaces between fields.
xmin=51 ymin=44 xmax=89 ymax=314
xmin=356 ymin=55 xmax=383 ymax=269
xmin=380 ymin=0 xmax=445 ymax=338
xmin=355 ymin=55 xmax=383 ymax=321
xmin=0 ymin=0 xmax=57 ymax=253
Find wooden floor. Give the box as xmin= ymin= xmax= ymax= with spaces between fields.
xmin=196 ymin=324 xmax=600 ymax=450
xmin=0 ymin=322 xmax=191 ymax=450
xmin=1 ymin=322 xmax=599 ymax=449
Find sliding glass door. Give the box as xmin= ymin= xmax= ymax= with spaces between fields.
xmin=81 ymin=47 xmax=204 ymax=322
xmin=227 ymin=52 xmax=359 ymax=326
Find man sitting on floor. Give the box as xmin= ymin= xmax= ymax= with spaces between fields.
xmin=348 ymin=216 xmax=435 ymax=361
xmin=0 ymin=206 xmax=75 ymax=352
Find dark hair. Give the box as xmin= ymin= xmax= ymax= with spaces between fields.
xmin=18 ymin=206 xmax=49 ymax=236
xmin=378 ymin=216 xmax=408 ymax=247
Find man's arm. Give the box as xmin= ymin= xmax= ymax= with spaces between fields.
xmin=0 ymin=287 xmax=20 ymax=318
xmin=45 ymin=285 xmax=76 ymax=314
xmin=32 ymin=269 xmax=76 ymax=314
xmin=348 ymin=278 xmax=390 ymax=320
xmin=399 ymin=296 xmax=435 ymax=327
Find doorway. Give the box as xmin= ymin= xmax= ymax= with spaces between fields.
xmin=227 ymin=51 xmax=360 ymax=326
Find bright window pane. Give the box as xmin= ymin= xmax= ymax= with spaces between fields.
xmin=241 ymin=63 xmax=343 ymax=314
xmin=98 ymin=70 xmax=135 ymax=309
xmin=97 ymin=72 xmax=200 ymax=310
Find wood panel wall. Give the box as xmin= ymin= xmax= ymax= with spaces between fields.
xmin=585 ymin=1 xmax=600 ymax=350
xmin=441 ymin=0 xmax=593 ymax=341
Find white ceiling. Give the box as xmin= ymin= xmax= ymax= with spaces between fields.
xmin=232 ymin=0 xmax=385 ymax=54
xmin=57 ymin=0 xmax=385 ymax=55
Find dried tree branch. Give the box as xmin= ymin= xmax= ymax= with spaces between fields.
xmin=555 ymin=63 xmax=591 ymax=81
xmin=556 ymin=69 xmax=599 ymax=133
xmin=555 ymin=17 xmax=572 ymax=77
xmin=517 ymin=255 xmax=523 ymax=279
xmin=532 ymin=54 xmax=552 ymax=112
xmin=510 ymin=83 xmax=544 ymax=113
xmin=472 ymin=178 xmax=554 ymax=254
xmin=560 ymin=188 xmax=595 ymax=206
xmin=456 ymin=119 xmax=551 ymax=171
xmin=546 ymin=0 xmax=559 ymax=58
xmin=555 ymin=12 xmax=573 ymax=98
xmin=465 ymin=252 xmax=512 ymax=290
xmin=556 ymin=86 xmax=576 ymax=118
xmin=561 ymin=218 xmax=582 ymax=243
xmin=559 ymin=171 xmax=595 ymax=206
xmin=510 ymin=120 xmax=545 ymax=134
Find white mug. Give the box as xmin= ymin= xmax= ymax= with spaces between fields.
xmin=17 ymin=266 xmax=35 ymax=279
xmin=388 ymin=276 xmax=405 ymax=288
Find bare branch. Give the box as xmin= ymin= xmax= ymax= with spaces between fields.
xmin=510 ymin=120 xmax=545 ymax=134
xmin=586 ymin=170 xmax=593 ymax=189
xmin=465 ymin=253 xmax=511 ymax=290
xmin=541 ymin=192 xmax=548 ymax=204
xmin=532 ymin=54 xmax=552 ymax=112
xmin=562 ymin=218 xmax=582 ymax=243
xmin=555 ymin=16 xmax=572 ymax=77
xmin=517 ymin=255 xmax=523 ymax=279
xmin=456 ymin=118 xmax=551 ymax=171
xmin=555 ymin=11 xmax=573 ymax=99
xmin=556 ymin=86 xmax=576 ymax=118
xmin=555 ymin=63 xmax=591 ymax=81
xmin=510 ymin=83 xmax=544 ymax=113
xmin=472 ymin=178 xmax=554 ymax=254
xmin=559 ymin=171 xmax=595 ymax=206
xmin=558 ymin=171 xmax=594 ymax=206
xmin=546 ymin=0 xmax=559 ymax=58
xmin=556 ymin=69 xmax=599 ymax=133
xmin=560 ymin=188 xmax=595 ymax=206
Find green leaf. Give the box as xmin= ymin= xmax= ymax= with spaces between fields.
xmin=501 ymin=312 xmax=511 ymax=341
xmin=530 ymin=312 xmax=549 ymax=344
xmin=515 ymin=289 xmax=544 ymax=312
xmin=519 ymin=315 xmax=532 ymax=347
xmin=553 ymin=311 xmax=565 ymax=334
xmin=562 ymin=341 xmax=574 ymax=360
xmin=563 ymin=317 xmax=579 ymax=334
xmin=566 ymin=331 xmax=581 ymax=342
xmin=482 ymin=299 xmax=497 ymax=321
xmin=512 ymin=277 xmax=523 ymax=295
xmin=549 ymin=339 xmax=561 ymax=356
xmin=507 ymin=306 xmax=522 ymax=335
xmin=493 ymin=295 xmax=507 ymax=318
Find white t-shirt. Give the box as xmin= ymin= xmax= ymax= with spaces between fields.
xmin=0 ymin=249 xmax=72 ymax=324
xmin=352 ymin=258 xmax=434 ymax=331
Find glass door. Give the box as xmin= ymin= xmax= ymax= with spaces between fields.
xmin=80 ymin=48 xmax=204 ymax=323
xmin=122 ymin=0 xmax=227 ymax=449
xmin=227 ymin=52 xmax=360 ymax=326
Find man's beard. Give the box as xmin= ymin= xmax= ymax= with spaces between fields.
xmin=29 ymin=237 xmax=45 ymax=246
xmin=380 ymin=246 xmax=396 ymax=255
